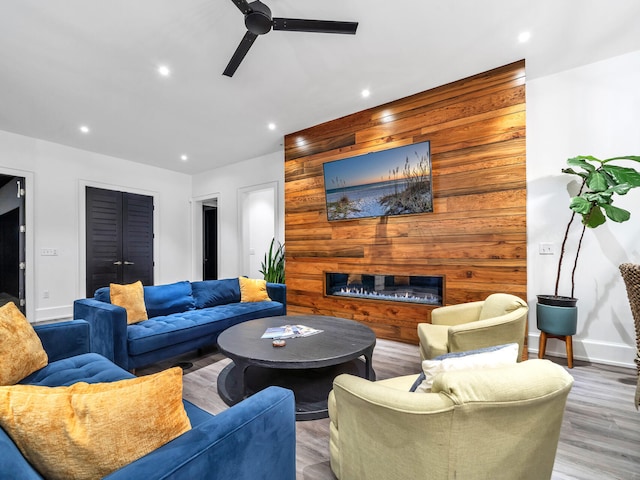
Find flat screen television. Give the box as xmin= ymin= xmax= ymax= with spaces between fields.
xmin=322 ymin=140 xmax=432 ymax=221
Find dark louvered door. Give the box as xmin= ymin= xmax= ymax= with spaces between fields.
xmin=122 ymin=192 xmax=154 ymax=285
xmin=86 ymin=187 xmax=153 ymax=296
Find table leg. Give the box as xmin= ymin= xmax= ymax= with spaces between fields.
xmin=234 ymin=359 xmax=250 ymax=399
xmin=364 ymin=346 xmax=375 ymax=380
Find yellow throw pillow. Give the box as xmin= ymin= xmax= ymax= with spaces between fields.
xmin=110 ymin=280 xmax=148 ymax=324
xmin=0 ymin=367 xmax=191 ymax=480
xmin=239 ymin=276 xmax=271 ymax=302
xmin=0 ymin=302 xmax=48 ymax=386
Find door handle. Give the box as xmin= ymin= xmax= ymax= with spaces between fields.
xmin=113 ymin=261 xmax=123 ymax=265
xmin=124 ymin=261 xmax=135 ymax=265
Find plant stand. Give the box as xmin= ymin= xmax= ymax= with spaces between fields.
xmin=537 ymin=303 xmax=577 ymax=369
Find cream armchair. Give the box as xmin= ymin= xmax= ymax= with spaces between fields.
xmin=418 ymin=293 xmax=528 ymax=361
xmin=328 ymin=359 xmax=573 ymax=480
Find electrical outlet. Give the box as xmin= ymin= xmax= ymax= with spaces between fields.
xmin=41 ymin=248 xmax=58 ymax=256
xmin=539 ymin=242 xmax=554 ymax=255
xmin=43 ymin=290 xmax=49 ymax=299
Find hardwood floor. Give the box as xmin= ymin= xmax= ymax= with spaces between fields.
xmin=140 ymin=340 xmax=640 ymax=480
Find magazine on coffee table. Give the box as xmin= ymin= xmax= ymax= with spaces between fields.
xmin=261 ymin=324 xmax=323 ymax=339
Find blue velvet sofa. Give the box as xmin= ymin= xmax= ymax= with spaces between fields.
xmin=73 ymin=278 xmax=286 ymax=370
xmin=0 ymin=319 xmax=296 ymax=479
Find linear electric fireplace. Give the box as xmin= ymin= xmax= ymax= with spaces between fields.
xmin=325 ymin=273 xmax=443 ymax=306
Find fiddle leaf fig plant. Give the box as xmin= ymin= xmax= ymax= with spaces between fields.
xmin=554 ymin=155 xmax=640 ymax=298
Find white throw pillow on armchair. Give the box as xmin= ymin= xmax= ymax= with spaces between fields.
xmin=412 ymin=343 xmax=519 ymax=393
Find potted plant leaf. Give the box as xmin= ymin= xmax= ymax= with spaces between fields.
xmin=537 ymin=155 xmax=640 ymax=352
xmin=259 ymin=238 xmax=285 ymax=284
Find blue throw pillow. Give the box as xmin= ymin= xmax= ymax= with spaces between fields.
xmin=143 ymin=281 xmax=195 ymax=318
xmin=94 ymin=287 xmax=110 ymax=304
xmin=409 ymin=372 xmax=426 ymax=392
xmin=191 ymin=278 xmax=241 ymax=309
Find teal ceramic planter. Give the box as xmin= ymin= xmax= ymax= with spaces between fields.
xmin=536 ymin=303 xmax=577 ymax=336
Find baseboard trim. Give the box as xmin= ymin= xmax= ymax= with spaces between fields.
xmin=528 ymin=332 xmax=636 ymax=369
xmin=34 ymin=305 xmax=73 ymax=323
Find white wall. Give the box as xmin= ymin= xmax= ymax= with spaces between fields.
xmin=527 ymin=50 xmax=640 ymax=367
xmin=191 ymin=150 xmax=284 ymax=280
xmin=0 ymin=130 xmax=192 ymax=322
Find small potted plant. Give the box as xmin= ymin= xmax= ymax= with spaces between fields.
xmin=537 ymin=155 xmax=640 ymax=337
xmin=259 ymin=238 xmax=285 ymax=283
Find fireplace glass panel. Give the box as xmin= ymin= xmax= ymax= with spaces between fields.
xmin=326 ymin=273 xmax=443 ymax=305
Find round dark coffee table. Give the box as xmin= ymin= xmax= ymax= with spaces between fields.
xmin=216 ymin=315 xmax=376 ymax=420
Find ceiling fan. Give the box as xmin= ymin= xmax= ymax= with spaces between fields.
xmin=223 ymin=0 xmax=358 ymax=77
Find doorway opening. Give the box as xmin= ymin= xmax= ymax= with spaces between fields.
xmin=191 ymin=194 xmax=220 ymax=281
xmin=203 ymin=204 xmax=218 ymax=280
xmin=0 ymin=174 xmax=26 ymax=313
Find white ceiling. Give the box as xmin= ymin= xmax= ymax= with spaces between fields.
xmin=1 ymin=0 xmax=640 ymax=175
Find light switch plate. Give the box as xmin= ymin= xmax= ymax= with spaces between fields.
xmin=539 ymin=243 xmax=554 ymax=255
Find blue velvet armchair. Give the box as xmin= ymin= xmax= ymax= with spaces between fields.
xmin=1 ymin=319 xmax=297 ymax=479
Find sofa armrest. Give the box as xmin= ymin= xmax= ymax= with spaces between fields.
xmin=73 ymin=299 xmax=129 ymax=369
xmin=266 ymin=282 xmax=286 ymax=314
xmin=104 ymin=386 xmax=296 ymax=480
xmin=35 ymin=320 xmax=90 ymax=363
xmin=0 ymin=422 xmax=45 ymax=479
xmin=430 ymin=301 xmax=484 ymax=326
xmin=448 ymin=307 xmax=528 ymax=359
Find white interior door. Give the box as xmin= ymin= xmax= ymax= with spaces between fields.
xmin=241 ymin=185 xmax=276 ymax=279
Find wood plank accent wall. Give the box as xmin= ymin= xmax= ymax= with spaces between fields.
xmin=284 ymin=61 xmax=527 ymax=346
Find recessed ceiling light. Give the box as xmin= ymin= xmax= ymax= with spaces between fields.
xmin=180 ymin=154 xmax=188 ymax=161
xmin=518 ymin=31 xmax=531 ymax=43
xmin=79 ymin=125 xmax=90 ymax=134
xmin=158 ymin=65 xmax=171 ymax=77
xmin=268 ymin=122 xmax=276 ymax=131
xmin=361 ymin=89 xmax=371 ymax=98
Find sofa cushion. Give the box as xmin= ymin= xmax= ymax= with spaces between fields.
xmin=20 ymin=352 xmax=134 ymax=386
xmin=110 ymin=281 xmax=148 ymax=324
xmin=0 ymin=302 xmax=48 ymax=386
xmin=191 ymin=278 xmax=241 ymax=309
xmin=239 ymin=277 xmax=271 ymax=302
xmin=0 ymin=367 xmax=191 ymax=480
xmin=144 ymin=281 xmax=196 ymax=318
xmin=413 ymin=343 xmax=519 ymax=393
xmin=126 ymin=301 xmax=285 ymax=356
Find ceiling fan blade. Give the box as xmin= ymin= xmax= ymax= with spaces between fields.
xmin=223 ymin=31 xmax=258 ymax=77
xmin=272 ymin=18 xmax=358 ymax=35
xmin=230 ymin=0 xmax=252 ymax=15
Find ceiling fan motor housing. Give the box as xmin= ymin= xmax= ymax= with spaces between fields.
xmin=224 ymin=0 xmax=358 ymax=77
xmin=245 ymin=1 xmax=272 ymax=35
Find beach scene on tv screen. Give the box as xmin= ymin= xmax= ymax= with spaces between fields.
xmin=323 ymin=141 xmax=432 ymax=221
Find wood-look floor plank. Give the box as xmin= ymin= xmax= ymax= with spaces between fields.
xmin=140 ymin=341 xmax=640 ymax=480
